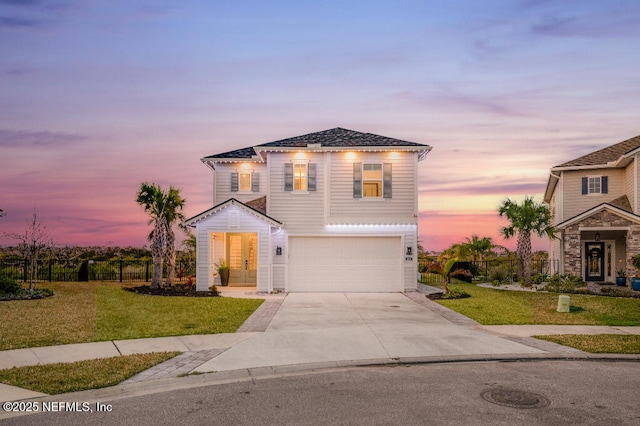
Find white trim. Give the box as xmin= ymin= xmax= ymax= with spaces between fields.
xmin=578 ymin=226 xmax=630 ymax=231
xmin=556 ymin=204 xmax=640 ymax=228
xmin=586 ymin=175 xmax=602 ymax=195
xmin=362 ymin=162 xmax=384 ymax=198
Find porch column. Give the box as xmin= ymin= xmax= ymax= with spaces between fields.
xmin=626 ymin=225 xmax=640 ymax=282
xmin=563 ymin=224 xmax=581 ymax=276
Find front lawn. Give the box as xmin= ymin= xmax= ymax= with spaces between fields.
xmin=0 ymin=281 xmax=263 ymax=350
xmin=0 ymin=352 xmax=180 ymax=394
xmin=534 ymin=335 xmax=640 ymax=354
xmin=436 ymin=283 xmax=640 ymax=326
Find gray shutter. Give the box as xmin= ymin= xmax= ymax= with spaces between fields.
xmin=252 ymin=173 xmax=260 ymax=192
xmin=353 ymin=162 xmax=362 ymax=198
xmin=308 ymin=163 xmax=317 ymax=191
xmin=383 ymin=163 xmax=392 ymax=199
xmin=231 ymin=172 xmax=239 ymax=192
xmin=582 ymin=177 xmax=588 ymax=195
xmin=601 ymin=176 xmax=608 ymax=194
xmin=284 ymin=163 xmax=293 ymax=191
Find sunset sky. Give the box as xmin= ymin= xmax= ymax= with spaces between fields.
xmin=2 ymin=0 xmax=640 ymax=252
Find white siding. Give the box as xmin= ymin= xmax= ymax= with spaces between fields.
xmin=214 ymin=163 xmax=268 ymax=205
xmin=328 ymin=151 xmax=417 ymax=224
xmin=267 ymin=152 xmax=326 ymax=233
xmin=562 ymin=169 xmax=625 ymax=219
xmin=193 ymin=204 xmax=272 ymax=291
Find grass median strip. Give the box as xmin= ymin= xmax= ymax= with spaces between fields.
xmin=534 ymin=335 xmax=640 ymax=354
xmin=0 ymin=282 xmax=263 ymax=351
xmin=0 ymin=352 xmax=180 ymax=395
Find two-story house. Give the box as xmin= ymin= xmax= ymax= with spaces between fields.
xmin=185 ymin=128 xmax=431 ymax=292
xmin=544 ymin=134 xmax=640 ymax=284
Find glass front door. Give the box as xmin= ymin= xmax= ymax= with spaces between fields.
xmin=226 ymin=233 xmax=257 ymax=285
xmin=585 ymin=242 xmax=605 ymax=281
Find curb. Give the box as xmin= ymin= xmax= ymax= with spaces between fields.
xmin=2 ymin=352 xmax=639 ymax=419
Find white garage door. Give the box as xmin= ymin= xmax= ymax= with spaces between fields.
xmin=288 ymin=236 xmax=402 ymax=292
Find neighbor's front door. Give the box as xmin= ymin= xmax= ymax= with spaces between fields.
xmin=585 ymin=242 xmax=605 ymax=281
xmin=227 ymin=233 xmax=257 ymax=285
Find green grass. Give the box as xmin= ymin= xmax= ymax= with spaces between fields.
xmin=436 ymin=283 xmax=640 ymax=326
xmin=0 ymin=352 xmax=180 ymax=394
xmin=95 ymin=285 xmax=262 ymax=341
xmin=0 ymin=282 xmax=263 ymax=350
xmin=535 ymin=334 xmax=640 ymax=354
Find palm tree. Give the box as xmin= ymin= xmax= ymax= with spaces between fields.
xmin=426 ymin=257 xmax=472 ymax=295
xmin=464 ymin=235 xmax=494 ymax=262
xmin=136 ymin=183 xmax=185 ymax=289
xmin=162 ymin=186 xmax=186 ymax=287
xmin=498 ymin=196 xmax=555 ymax=286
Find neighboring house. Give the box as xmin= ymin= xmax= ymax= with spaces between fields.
xmin=185 ymin=128 xmax=431 ymax=292
xmin=544 ymin=134 xmax=640 ymax=284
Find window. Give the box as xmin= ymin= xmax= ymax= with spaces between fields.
xmin=239 ymin=172 xmax=252 ymax=191
xmin=581 ymin=176 xmax=608 ymax=195
xmin=353 ymin=162 xmax=392 ymax=199
xmin=294 ymin=163 xmax=308 ymax=191
xmin=285 ymin=162 xmax=316 ymax=192
xmin=231 ymin=171 xmax=259 ymax=192
xmin=362 ymin=163 xmax=383 ymax=197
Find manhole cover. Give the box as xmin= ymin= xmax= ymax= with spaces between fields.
xmin=480 ymin=389 xmax=550 ymax=409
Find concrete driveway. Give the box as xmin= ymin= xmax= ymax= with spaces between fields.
xmin=194 ymin=293 xmax=544 ymax=373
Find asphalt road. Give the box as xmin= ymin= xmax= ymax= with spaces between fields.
xmin=4 ymin=360 xmax=639 ymax=425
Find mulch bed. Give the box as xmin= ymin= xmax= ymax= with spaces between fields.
xmin=124 ymin=285 xmax=219 ymax=297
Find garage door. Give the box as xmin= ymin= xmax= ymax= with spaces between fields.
xmin=288 ymin=236 xmax=402 ymax=292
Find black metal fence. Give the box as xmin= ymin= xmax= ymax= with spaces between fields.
xmin=419 ymin=258 xmax=560 ymax=286
xmin=0 ymin=258 xmax=196 ymax=283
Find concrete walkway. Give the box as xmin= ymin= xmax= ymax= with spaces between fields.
xmin=1 ymin=287 xmax=639 ymax=405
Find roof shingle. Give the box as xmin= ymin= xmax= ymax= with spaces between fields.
xmin=557 ymin=135 xmax=640 ymax=167
xmin=204 ymin=127 xmax=428 ymax=159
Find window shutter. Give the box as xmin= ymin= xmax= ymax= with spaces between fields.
xmin=581 ymin=177 xmax=588 ymax=195
xmin=601 ymin=176 xmax=608 ymax=194
xmin=353 ymin=162 xmax=362 ymax=198
xmin=284 ymin=163 xmax=293 ymax=191
xmin=231 ymin=172 xmax=239 ymax=192
xmin=308 ymin=163 xmax=317 ymax=191
xmin=383 ymin=163 xmax=392 ymax=199
xmin=252 ymin=173 xmax=260 ymax=192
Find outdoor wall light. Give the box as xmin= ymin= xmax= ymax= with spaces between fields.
xmin=276 ymin=246 xmax=282 ymax=255
xmin=595 ymin=231 xmax=600 ymax=241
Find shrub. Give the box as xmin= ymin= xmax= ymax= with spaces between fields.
xmin=442 ymin=288 xmax=471 ymax=299
xmin=0 ymin=275 xmax=22 ymax=295
xmin=544 ymin=274 xmax=587 ymax=293
xmin=488 ymin=266 xmax=510 ymax=286
xmin=0 ymin=286 xmax=53 ymax=300
xmin=530 ymin=273 xmax=546 ymax=285
xmin=600 ymin=286 xmax=640 ymax=298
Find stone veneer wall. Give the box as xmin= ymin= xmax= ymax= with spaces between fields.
xmin=562 ymin=210 xmax=640 ymax=282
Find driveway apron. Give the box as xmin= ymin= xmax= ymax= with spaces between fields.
xmin=194 ymin=293 xmax=544 ymax=373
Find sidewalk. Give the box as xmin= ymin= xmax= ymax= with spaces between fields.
xmin=1 ymin=287 xmax=638 ymax=405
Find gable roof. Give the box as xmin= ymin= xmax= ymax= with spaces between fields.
xmin=203 ymin=127 xmax=431 ymax=162
xmin=556 ymin=134 xmax=640 ymax=168
xmin=184 ymin=198 xmax=282 ymax=227
xmin=556 ymin=201 xmax=640 ymax=229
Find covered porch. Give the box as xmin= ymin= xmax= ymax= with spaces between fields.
xmin=558 ymin=204 xmax=640 ymax=285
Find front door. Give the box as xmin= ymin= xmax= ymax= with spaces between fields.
xmin=585 ymin=242 xmax=605 ymax=281
xmin=227 ymin=233 xmax=257 ymax=285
